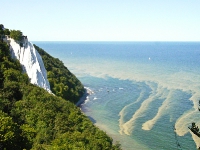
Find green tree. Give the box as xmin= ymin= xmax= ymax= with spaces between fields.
xmin=10 ymin=30 xmax=23 ymax=41
xmin=0 ymin=111 xmax=18 ymax=149
xmin=4 ymin=29 xmax=10 ymax=35
xmin=0 ymin=24 xmax=4 ymax=30
xmin=20 ymin=124 xmax=36 ymax=149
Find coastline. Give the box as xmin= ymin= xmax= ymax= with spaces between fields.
xmin=76 ymin=87 xmax=93 ymax=107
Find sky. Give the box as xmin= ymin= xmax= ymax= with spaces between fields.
xmin=1 ymin=0 xmax=200 ymax=41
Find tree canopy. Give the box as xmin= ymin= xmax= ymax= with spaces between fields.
xmin=10 ymin=30 xmax=23 ymax=41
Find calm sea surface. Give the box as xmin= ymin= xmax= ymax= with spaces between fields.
xmin=34 ymin=41 xmax=200 ymax=150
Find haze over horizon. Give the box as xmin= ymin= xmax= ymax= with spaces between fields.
xmin=2 ymin=0 xmax=200 ymax=41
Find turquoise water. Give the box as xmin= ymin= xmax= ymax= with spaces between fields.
xmin=34 ymin=42 xmax=200 ymax=149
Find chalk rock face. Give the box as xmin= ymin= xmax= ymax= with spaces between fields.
xmin=9 ymin=38 xmax=51 ymax=93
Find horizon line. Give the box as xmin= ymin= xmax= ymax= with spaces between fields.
xmin=32 ymin=40 xmax=200 ymax=42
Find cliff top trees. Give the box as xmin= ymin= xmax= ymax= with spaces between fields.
xmin=10 ymin=30 xmax=23 ymax=41
xmin=0 ymin=24 xmax=4 ymax=40
xmin=0 ymin=24 xmax=10 ymax=42
xmin=4 ymin=29 xmax=10 ymax=35
xmin=0 ymin=24 xmax=4 ymax=30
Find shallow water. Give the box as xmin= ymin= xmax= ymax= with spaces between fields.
xmin=34 ymin=41 xmax=200 ymax=149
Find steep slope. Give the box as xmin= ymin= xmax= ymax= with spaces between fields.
xmin=0 ymin=40 xmax=121 ymax=150
xmin=9 ymin=38 xmax=51 ymax=93
xmin=34 ymin=45 xmax=84 ymax=103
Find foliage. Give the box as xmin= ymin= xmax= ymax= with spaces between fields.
xmin=0 ymin=111 xmax=18 ymax=149
xmin=4 ymin=29 xmax=10 ymax=35
xmin=0 ymin=41 xmax=121 ymax=149
xmin=0 ymin=24 xmax=3 ymax=29
xmin=34 ymin=44 xmax=85 ymax=103
xmin=0 ymin=25 xmax=5 ymax=41
xmin=10 ymin=30 xmax=23 ymax=41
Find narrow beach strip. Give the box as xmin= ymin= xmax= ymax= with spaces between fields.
xmin=76 ymin=87 xmax=93 ymax=107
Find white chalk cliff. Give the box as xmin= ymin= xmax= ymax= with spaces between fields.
xmin=8 ymin=38 xmax=51 ymax=93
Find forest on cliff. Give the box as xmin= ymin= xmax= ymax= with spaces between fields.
xmin=0 ymin=31 xmax=121 ymax=149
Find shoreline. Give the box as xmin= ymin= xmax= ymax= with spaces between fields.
xmin=76 ymin=87 xmax=93 ymax=107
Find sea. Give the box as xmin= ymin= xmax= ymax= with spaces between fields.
xmin=33 ymin=41 xmax=200 ymax=150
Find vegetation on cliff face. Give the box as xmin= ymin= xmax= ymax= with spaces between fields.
xmin=0 ymin=39 xmax=121 ymax=149
xmin=34 ymin=44 xmax=85 ymax=104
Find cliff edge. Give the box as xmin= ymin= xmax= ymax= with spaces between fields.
xmin=7 ymin=37 xmax=51 ymax=93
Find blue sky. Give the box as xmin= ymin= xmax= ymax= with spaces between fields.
xmin=1 ymin=0 xmax=200 ymax=41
